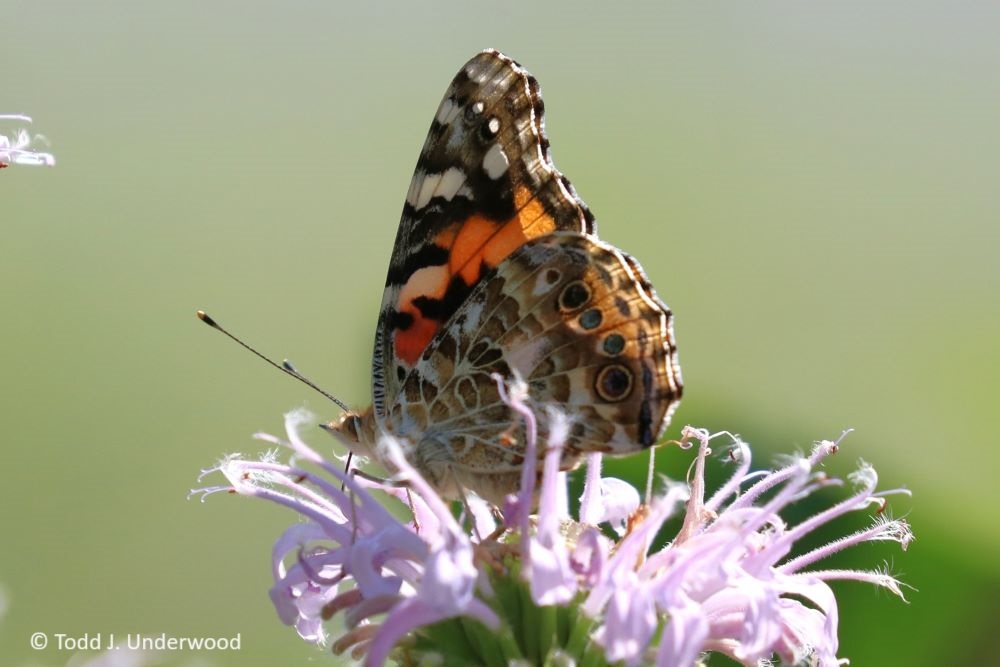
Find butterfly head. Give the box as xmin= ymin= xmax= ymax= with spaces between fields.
xmin=322 ymin=407 xmax=377 ymax=459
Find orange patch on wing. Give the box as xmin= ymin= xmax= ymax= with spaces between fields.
xmin=450 ymin=216 xmax=498 ymax=284
xmin=392 ymin=187 xmax=556 ymax=366
xmin=395 ymin=312 xmax=440 ymax=366
xmin=513 ymin=185 xmax=552 ymax=233
xmin=394 ymin=264 xmax=449 ymax=366
xmin=450 ymin=186 xmax=556 ymax=285
xmin=433 ymin=226 xmax=458 ymax=248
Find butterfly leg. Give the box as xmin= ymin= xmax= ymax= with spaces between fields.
xmin=347 ymin=467 xmax=424 ymax=535
xmin=349 ymin=467 xmax=409 ymax=488
xmin=445 ymin=466 xmax=485 ymax=542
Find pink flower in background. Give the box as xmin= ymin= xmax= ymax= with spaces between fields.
xmin=194 ymin=379 xmax=913 ymax=666
xmin=0 ymin=115 xmax=55 ymax=167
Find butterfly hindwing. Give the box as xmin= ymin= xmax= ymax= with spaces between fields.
xmin=384 ymin=232 xmax=682 ymax=503
xmin=373 ymin=50 xmax=596 ymax=417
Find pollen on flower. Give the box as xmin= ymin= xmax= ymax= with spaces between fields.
xmin=194 ymin=391 xmax=914 ymax=667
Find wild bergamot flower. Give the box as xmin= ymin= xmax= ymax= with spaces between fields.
xmin=193 ymin=378 xmax=912 ymax=666
xmin=0 ymin=115 xmax=55 ymax=167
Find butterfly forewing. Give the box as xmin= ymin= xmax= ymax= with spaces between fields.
xmin=374 ymin=50 xmax=595 ymax=417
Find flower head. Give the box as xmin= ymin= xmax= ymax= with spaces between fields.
xmin=584 ymin=426 xmax=912 ymax=666
xmin=193 ymin=410 xmax=498 ymax=665
xmin=194 ymin=383 xmax=913 ymax=666
xmin=1 ymin=115 xmax=55 ymax=167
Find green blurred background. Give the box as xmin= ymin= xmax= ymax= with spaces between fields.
xmin=3 ymin=2 xmax=998 ymax=665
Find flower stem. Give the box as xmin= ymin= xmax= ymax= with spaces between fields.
xmin=564 ymin=604 xmax=597 ymax=663
xmin=519 ymin=573 xmax=542 ymax=662
xmin=537 ymin=601 xmax=558 ymax=661
xmin=458 ymin=617 xmax=511 ymax=667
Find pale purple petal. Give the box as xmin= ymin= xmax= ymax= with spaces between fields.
xmin=570 ymin=526 xmax=608 ymax=587
xmin=364 ymin=598 xmax=448 ymax=667
xmin=420 ymin=539 xmax=477 ymax=609
xmin=527 ymin=409 xmax=577 ymax=605
xmin=596 ymin=477 xmax=641 ymax=535
xmin=585 ymin=487 xmax=686 ymax=617
xmin=656 ymin=596 xmax=708 ymax=667
xmin=578 ymin=451 xmax=641 ymax=534
xmin=365 ymin=596 xmax=499 ymax=667
xmin=579 ymin=452 xmax=604 ymax=525
xmin=546 ymin=407 xmax=572 ymax=519
xmin=357 ymin=476 xmax=444 ymax=541
xmin=348 ymin=534 xmax=404 ymax=598
xmin=291 ymin=583 xmax=340 ymax=644
xmin=528 ymin=536 xmax=577 ymax=606
xmin=466 ymin=492 xmax=497 ymax=539
xmin=494 ymin=374 xmax=538 ymax=537
xmin=271 ymin=523 xmax=330 ymax=581
xmin=596 ymin=576 xmax=658 ymax=666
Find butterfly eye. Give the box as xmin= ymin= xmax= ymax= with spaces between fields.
xmin=558 ymin=280 xmax=591 ymax=312
xmin=337 ymin=413 xmax=361 ymax=442
xmin=595 ymin=364 xmax=633 ymax=402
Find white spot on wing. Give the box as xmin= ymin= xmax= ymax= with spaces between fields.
xmin=420 ymin=362 xmax=441 ymax=387
xmin=507 ymin=338 xmax=547 ymax=378
xmin=446 ymin=124 xmax=468 ymax=150
xmin=482 ymin=143 xmax=509 ymax=180
xmin=412 ymin=172 xmax=442 ymax=210
xmin=398 ymin=265 xmax=449 ymax=308
xmin=406 ymin=168 xmax=470 ymax=210
xmin=435 ymin=98 xmax=458 ymax=124
xmin=405 ymin=171 xmax=422 ymax=208
xmin=532 ymin=272 xmax=559 ymax=296
xmin=467 ymin=64 xmax=489 ymax=84
xmin=460 ymin=302 xmax=484 ymax=334
xmin=522 ymin=243 xmax=555 ymax=263
xmin=436 ymin=167 xmax=467 ymax=202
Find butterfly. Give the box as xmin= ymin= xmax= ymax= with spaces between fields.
xmin=327 ymin=50 xmax=682 ymax=505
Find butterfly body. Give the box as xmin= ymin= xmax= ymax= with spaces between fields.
xmin=329 ymin=50 xmax=682 ymax=505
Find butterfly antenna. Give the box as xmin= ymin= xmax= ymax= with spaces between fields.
xmin=196 ymin=310 xmax=351 ymax=413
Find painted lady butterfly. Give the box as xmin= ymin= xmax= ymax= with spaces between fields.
xmin=327 ymin=50 xmax=683 ymax=505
